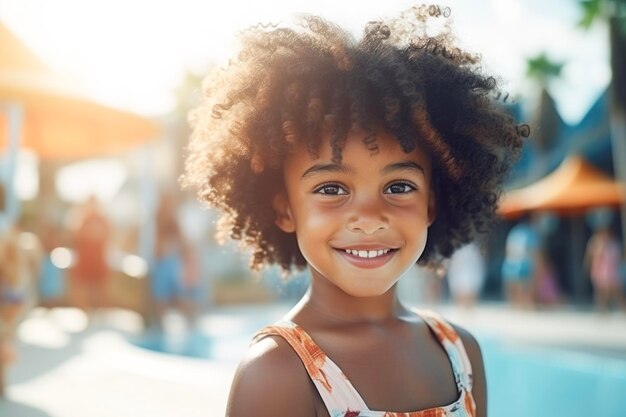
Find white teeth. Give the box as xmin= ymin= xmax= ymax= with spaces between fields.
xmin=344 ymin=248 xmax=391 ymax=258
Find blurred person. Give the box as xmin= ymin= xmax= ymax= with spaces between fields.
xmin=501 ymin=215 xmax=540 ymax=309
xmin=180 ymin=242 xmax=201 ymax=328
xmin=584 ymin=224 xmax=625 ymax=313
xmin=181 ymin=7 xmax=528 ymax=416
xmin=532 ymin=213 xmax=564 ymax=308
xmin=447 ymin=241 xmax=485 ymax=310
xmin=0 ymin=225 xmax=42 ymax=398
xmin=177 ymin=195 xmax=212 ymax=308
xmin=149 ymin=191 xmax=199 ymax=331
xmin=69 ymin=195 xmax=112 ymax=317
xmin=37 ymin=221 xmax=68 ymax=307
xmin=533 ymin=245 xmax=563 ymax=308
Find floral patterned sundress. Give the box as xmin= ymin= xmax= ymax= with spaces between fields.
xmin=252 ymin=310 xmax=476 ymax=417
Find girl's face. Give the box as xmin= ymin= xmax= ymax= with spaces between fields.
xmin=273 ymin=129 xmax=436 ymax=298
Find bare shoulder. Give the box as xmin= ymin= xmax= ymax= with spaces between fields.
xmin=225 ymin=335 xmax=317 ymax=417
xmin=450 ymin=324 xmax=482 ymax=362
xmin=450 ymin=323 xmax=488 ymax=417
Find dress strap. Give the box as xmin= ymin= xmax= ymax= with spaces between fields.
xmin=415 ymin=310 xmax=474 ymax=392
xmin=252 ymin=320 xmax=368 ymax=414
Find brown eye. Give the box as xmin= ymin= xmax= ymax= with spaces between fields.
xmin=314 ymin=183 xmax=348 ymax=195
xmin=384 ymin=182 xmax=416 ymax=194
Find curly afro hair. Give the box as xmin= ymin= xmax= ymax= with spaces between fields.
xmin=182 ymin=4 xmax=527 ymax=274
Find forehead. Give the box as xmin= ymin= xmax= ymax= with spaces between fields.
xmin=284 ymin=129 xmax=431 ymax=172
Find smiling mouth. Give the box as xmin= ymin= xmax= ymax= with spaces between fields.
xmin=335 ymin=247 xmax=398 ymax=269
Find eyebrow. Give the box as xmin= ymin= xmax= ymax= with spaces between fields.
xmin=301 ymin=163 xmax=353 ymax=178
xmin=382 ymin=161 xmax=426 ymax=176
xmin=301 ymin=161 xmax=425 ymax=178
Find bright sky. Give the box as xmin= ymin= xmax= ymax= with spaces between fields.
xmin=0 ymin=0 xmax=611 ymax=125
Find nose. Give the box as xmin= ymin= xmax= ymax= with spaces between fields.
xmin=346 ymin=196 xmax=389 ymax=235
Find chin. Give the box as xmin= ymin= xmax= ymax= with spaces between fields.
xmin=338 ymin=280 xmax=397 ymax=298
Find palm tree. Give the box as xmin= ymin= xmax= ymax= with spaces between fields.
xmin=579 ymin=0 xmax=626 ymax=245
xmin=525 ymin=53 xmax=565 ymax=180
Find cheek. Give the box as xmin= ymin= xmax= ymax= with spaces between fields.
xmin=416 ymin=227 xmax=429 ymax=253
xmin=294 ymin=205 xmax=337 ymax=245
xmin=395 ymin=205 xmax=430 ymax=248
xmin=290 ymin=202 xmax=339 ymax=259
xmin=290 ymin=192 xmax=337 ymax=228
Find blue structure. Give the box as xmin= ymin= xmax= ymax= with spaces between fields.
xmin=485 ymin=89 xmax=618 ymax=301
xmin=516 ymin=88 xmax=613 ymax=182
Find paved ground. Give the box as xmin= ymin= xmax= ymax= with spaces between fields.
xmin=1 ymin=302 xmax=625 ymax=417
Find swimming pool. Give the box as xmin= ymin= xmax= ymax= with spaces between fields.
xmin=479 ymin=334 xmax=626 ymax=417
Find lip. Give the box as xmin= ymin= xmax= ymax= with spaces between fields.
xmin=334 ymin=243 xmax=399 ymax=251
xmin=334 ymin=248 xmax=397 ymax=269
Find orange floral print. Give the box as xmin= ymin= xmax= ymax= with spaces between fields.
xmin=431 ymin=318 xmax=460 ymax=344
xmin=382 ymin=407 xmax=446 ymax=417
xmin=257 ymin=325 xmax=333 ymax=392
xmin=464 ymin=388 xmax=476 ymax=415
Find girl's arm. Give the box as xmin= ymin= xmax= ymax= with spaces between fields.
xmin=453 ymin=325 xmax=487 ymax=417
xmin=225 ymin=336 xmax=318 ymax=417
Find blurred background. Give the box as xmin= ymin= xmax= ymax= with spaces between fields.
xmin=0 ymin=0 xmax=625 ymax=416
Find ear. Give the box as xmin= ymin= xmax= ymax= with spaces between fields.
xmin=427 ymin=186 xmax=436 ymax=226
xmin=272 ymin=193 xmax=296 ymax=233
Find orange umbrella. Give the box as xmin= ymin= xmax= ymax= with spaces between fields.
xmin=0 ymin=23 xmax=160 ymax=159
xmin=498 ymin=155 xmax=626 ymax=219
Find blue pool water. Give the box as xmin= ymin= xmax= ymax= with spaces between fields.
xmin=131 ymin=314 xmax=626 ymax=417
xmin=478 ymin=334 xmax=626 ymax=417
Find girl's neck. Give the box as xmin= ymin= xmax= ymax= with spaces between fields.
xmin=290 ymin=273 xmax=410 ymax=328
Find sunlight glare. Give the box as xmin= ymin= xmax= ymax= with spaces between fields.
xmin=17 ymin=316 xmax=71 ymax=349
xmin=55 ymin=159 xmax=127 ymax=203
xmin=121 ymin=254 xmax=149 ymax=279
xmin=14 ymin=150 xmax=39 ymax=201
xmin=50 ymin=247 xmax=73 ymax=269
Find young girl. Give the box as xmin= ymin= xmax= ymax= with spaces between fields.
xmin=183 ymin=5 xmax=525 ymax=416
